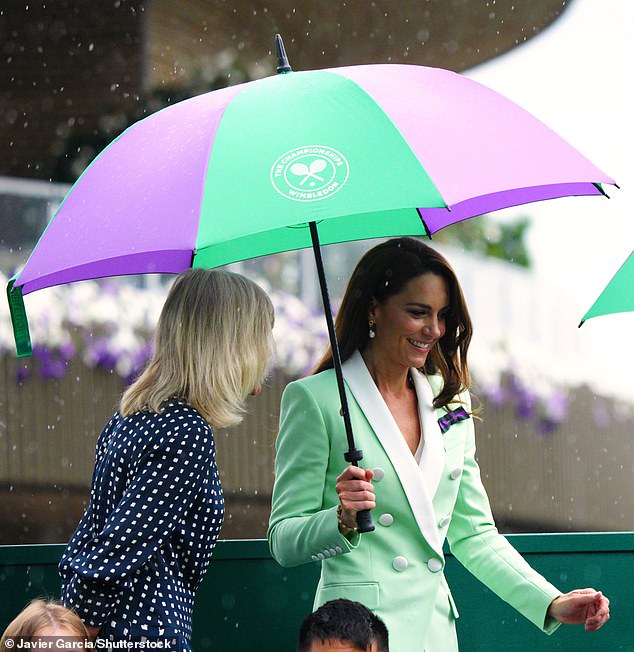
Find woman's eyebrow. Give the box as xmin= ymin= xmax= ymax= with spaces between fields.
xmin=406 ymin=302 xmax=430 ymax=308
xmin=405 ymin=302 xmax=451 ymax=312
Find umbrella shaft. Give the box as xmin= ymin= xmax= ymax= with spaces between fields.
xmin=308 ymin=222 xmax=358 ymax=456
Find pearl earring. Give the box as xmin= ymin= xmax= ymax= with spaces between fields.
xmin=368 ymin=319 xmax=376 ymax=339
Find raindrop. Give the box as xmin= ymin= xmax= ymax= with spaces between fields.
xmin=221 ymin=593 xmax=236 ymax=610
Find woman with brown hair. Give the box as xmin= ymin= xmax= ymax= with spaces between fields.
xmin=269 ymin=237 xmax=609 ymax=651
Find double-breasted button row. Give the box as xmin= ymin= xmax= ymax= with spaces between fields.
xmin=311 ymin=546 xmax=344 ymax=561
xmin=382 ymin=511 xmax=451 ymax=530
xmin=391 ymin=555 xmax=444 ymax=573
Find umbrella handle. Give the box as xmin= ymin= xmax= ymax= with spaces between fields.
xmin=355 ymin=509 xmax=375 ymax=534
xmin=344 ymin=448 xmax=376 ymax=533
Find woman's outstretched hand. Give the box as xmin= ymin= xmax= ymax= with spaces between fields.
xmin=335 ymin=465 xmax=376 ymax=530
xmin=547 ymin=589 xmax=610 ymax=631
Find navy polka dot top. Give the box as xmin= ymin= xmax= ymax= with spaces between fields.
xmin=59 ymin=400 xmax=224 ymax=646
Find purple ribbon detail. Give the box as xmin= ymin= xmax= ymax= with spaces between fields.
xmin=437 ymin=407 xmax=470 ymax=434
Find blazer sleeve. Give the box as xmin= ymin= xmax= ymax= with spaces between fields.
xmin=268 ymin=379 xmax=360 ymax=567
xmin=446 ymin=391 xmax=562 ymax=634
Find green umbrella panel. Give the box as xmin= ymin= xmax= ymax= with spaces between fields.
xmin=580 ymin=251 xmax=634 ymax=326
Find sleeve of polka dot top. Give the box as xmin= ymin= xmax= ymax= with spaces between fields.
xmin=62 ymin=418 xmax=214 ymax=624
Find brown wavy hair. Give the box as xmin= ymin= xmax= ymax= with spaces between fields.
xmin=313 ymin=237 xmax=472 ymax=409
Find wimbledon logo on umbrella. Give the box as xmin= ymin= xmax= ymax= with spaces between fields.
xmin=270 ymin=145 xmax=349 ymax=202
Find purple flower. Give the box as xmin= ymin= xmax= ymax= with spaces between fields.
xmin=15 ymin=363 xmax=31 ymax=383
xmin=58 ymin=341 xmax=77 ymax=361
xmin=515 ymin=387 xmax=537 ymax=420
xmin=537 ymin=417 xmax=558 ymax=437
xmin=544 ymin=391 xmax=568 ymax=423
xmin=88 ymin=338 xmax=118 ymax=369
xmin=41 ymin=357 xmax=67 ymax=380
xmin=32 ymin=344 xmax=51 ymax=362
xmin=484 ymin=384 xmax=507 ymax=408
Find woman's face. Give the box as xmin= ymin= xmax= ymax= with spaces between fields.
xmin=368 ymin=272 xmax=449 ymax=371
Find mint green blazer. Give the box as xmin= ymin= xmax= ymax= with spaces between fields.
xmin=268 ymin=352 xmax=561 ymax=651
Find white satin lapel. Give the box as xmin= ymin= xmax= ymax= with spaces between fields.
xmin=411 ymin=369 xmax=445 ymax=499
xmin=342 ymin=351 xmax=443 ymax=558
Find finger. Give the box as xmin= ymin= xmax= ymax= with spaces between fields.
xmin=569 ymin=589 xmax=600 ymax=605
xmin=585 ymin=605 xmax=610 ymax=631
xmin=594 ymin=592 xmax=610 ymax=608
xmin=585 ymin=615 xmax=607 ymax=632
xmin=336 ymin=465 xmax=370 ymax=483
xmin=337 ymin=490 xmax=375 ymax=507
xmin=338 ymin=490 xmax=376 ymax=513
xmin=336 ymin=479 xmax=376 ymax=495
xmin=338 ymin=489 xmax=376 ymax=505
xmin=570 ymin=588 xmax=598 ymax=597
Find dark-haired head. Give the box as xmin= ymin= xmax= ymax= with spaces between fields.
xmin=297 ymin=599 xmax=389 ymax=652
xmin=314 ymin=237 xmax=472 ymax=408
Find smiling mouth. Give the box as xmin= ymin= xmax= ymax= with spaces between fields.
xmin=407 ymin=337 xmax=432 ymax=351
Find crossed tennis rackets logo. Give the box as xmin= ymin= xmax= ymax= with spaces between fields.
xmin=270 ymin=145 xmax=350 ymax=203
xmin=289 ymin=158 xmax=328 ymax=186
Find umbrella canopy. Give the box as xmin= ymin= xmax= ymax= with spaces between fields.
xmin=11 ymin=63 xmax=613 ymax=303
xmin=579 ymin=251 xmax=634 ymax=326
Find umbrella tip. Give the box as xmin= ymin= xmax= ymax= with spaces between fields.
xmin=275 ymin=34 xmax=292 ymax=74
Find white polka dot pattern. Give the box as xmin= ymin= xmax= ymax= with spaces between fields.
xmin=59 ymin=400 xmax=224 ymax=649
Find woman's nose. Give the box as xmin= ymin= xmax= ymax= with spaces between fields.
xmin=424 ymin=317 xmax=442 ymax=337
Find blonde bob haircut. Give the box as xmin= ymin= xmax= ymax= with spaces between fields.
xmin=1 ymin=599 xmax=89 ymax=649
xmin=120 ymin=268 xmax=274 ymax=429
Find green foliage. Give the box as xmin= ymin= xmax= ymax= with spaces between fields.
xmin=433 ymin=215 xmax=532 ymax=268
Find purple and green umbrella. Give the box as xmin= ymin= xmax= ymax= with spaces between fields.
xmin=579 ymin=250 xmax=634 ymax=326
xmin=8 ymin=38 xmax=615 ymax=530
xmin=9 ymin=51 xmax=614 ymax=308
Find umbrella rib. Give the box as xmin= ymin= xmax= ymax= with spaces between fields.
xmin=416 ymin=208 xmax=434 ymax=240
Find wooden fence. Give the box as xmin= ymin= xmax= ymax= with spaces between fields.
xmin=1 ymin=355 xmax=634 ymax=544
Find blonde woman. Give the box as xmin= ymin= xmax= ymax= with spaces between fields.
xmin=60 ymin=269 xmax=274 ymax=651
xmin=1 ymin=599 xmax=89 ymax=650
